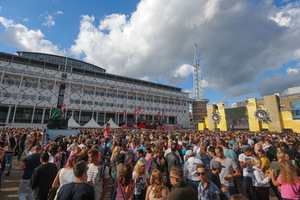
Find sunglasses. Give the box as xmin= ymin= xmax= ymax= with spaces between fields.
xmin=197 ymin=172 xmax=206 ymax=176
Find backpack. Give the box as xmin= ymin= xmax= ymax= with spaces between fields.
xmin=94 ymin=160 xmax=108 ymax=183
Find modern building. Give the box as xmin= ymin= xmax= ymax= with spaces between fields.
xmin=0 ymin=51 xmax=191 ymax=127
xmin=192 ymin=99 xmax=209 ymax=123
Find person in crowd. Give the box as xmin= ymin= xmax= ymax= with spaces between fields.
xmin=136 ymin=148 xmax=147 ymax=163
xmin=18 ymin=144 xmax=42 ymax=200
xmin=270 ymin=151 xmax=284 ymax=200
xmin=114 ymin=163 xmax=134 ymax=200
xmin=3 ymin=136 xmax=17 ymax=176
xmin=48 ymin=143 xmax=61 ymax=169
xmin=132 ymin=160 xmax=150 ymax=200
xmin=208 ymin=160 xmax=227 ymax=199
xmin=145 ymin=169 xmax=170 ymax=200
xmin=165 ymin=144 xmax=181 ymax=176
xmin=116 ymin=153 xmax=126 ymax=178
xmin=251 ymin=157 xmax=270 ymax=200
xmin=239 ymin=147 xmax=255 ymax=200
xmin=166 ymin=166 xmax=197 ymax=200
xmin=30 ymin=152 xmax=58 ymax=200
xmin=146 ymin=147 xmax=164 ymax=176
xmin=145 ymin=146 xmax=153 ymax=162
xmin=0 ymin=147 xmax=5 ymax=197
xmin=18 ymin=130 xmax=29 ymax=160
xmin=59 ymin=136 xmax=69 ymax=168
xmin=121 ymin=144 xmax=135 ymax=165
xmin=197 ymin=163 xmax=221 ymax=200
xmin=67 ymin=138 xmax=78 ymax=155
xmin=220 ymin=140 xmax=238 ymax=165
xmin=183 ymin=150 xmax=203 ymax=190
xmin=87 ymin=149 xmax=109 ymax=200
xmin=215 ymin=146 xmax=240 ymax=199
xmin=270 ymin=160 xmax=300 ymax=200
xmin=52 ymin=155 xmax=77 ymax=200
xmin=57 ymin=160 xmax=95 ymax=200
xmin=257 ymin=149 xmax=271 ymax=176
xmin=104 ymin=123 xmax=111 ymax=137
xmin=196 ymin=144 xmax=210 ymax=169
xmin=111 ymin=146 xmax=121 ymax=200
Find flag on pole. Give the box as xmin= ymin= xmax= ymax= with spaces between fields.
xmin=123 ymin=110 xmax=126 ymax=123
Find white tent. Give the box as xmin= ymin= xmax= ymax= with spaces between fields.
xmin=83 ymin=118 xmax=103 ymax=128
xmin=104 ymin=118 xmax=121 ymax=129
xmin=68 ymin=116 xmax=81 ymax=128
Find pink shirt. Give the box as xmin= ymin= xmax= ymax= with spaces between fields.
xmin=278 ymin=175 xmax=300 ymax=199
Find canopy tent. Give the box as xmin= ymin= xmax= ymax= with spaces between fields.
xmin=83 ymin=117 xmax=103 ymax=128
xmin=121 ymin=124 xmax=131 ymax=129
xmin=104 ymin=118 xmax=121 ymax=129
xmin=68 ymin=116 xmax=81 ymax=128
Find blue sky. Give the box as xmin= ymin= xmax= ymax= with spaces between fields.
xmin=0 ymin=0 xmax=300 ymax=107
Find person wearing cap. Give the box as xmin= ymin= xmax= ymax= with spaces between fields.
xmin=183 ymin=150 xmax=203 ymax=191
xmin=239 ymin=147 xmax=255 ymax=200
xmin=197 ymin=163 xmax=221 ymax=200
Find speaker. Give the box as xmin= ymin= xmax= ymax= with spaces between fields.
xmin=47 ymin=119 xmax=68 ymax=129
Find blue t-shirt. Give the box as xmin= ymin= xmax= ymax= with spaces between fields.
xmin=22 ymin=153 xmax=41 ymax=179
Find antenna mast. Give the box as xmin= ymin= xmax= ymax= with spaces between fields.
xmin=193 ymin=43 xmax=203 ymax=100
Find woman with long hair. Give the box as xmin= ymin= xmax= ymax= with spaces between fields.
xmin=67 ymin=138 xmax=78 ymax=154
xmin=115 ymin=163 xmax=134 ymax=200
xmin=146 ymin=169 xmax=169 ymax=200
xmin=145 ymin=146 xmax=153 ymax=162
xmin=111 ymin=146 xmax=121 ymax=200
xmin=270 ymin=160 xmax=300 ymax=200
xmin=196 ymin=144 xmax=210 ymax=169
xmin=49 ymin=143 xmax=61 ymax=169
xmin=52 ymin=155 xmax=77 ymax=199
xmin=132 ymin=160 xmax=150 ymax=200
xmin=3 ymin=136 xmax=17 ymax=176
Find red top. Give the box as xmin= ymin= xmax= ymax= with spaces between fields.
xmin=104 ymin=127 xmax=110 ymax=137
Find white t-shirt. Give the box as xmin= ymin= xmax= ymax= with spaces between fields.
xmin=132 ymin=171 xmax=150 ymax=195
xmin=87 ymin=163 xmax=110 ymax=199
xmin=238 ymin=153 xmax=254 ymax=177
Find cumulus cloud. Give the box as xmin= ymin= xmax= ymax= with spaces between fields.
xmin=68 ymin=0 xmax=300 ymax=98
xmin=0 ymin=16 xmax=65 ymax=55
xmin=257 ymin=72 xmax=300 ymax=96
xmin=41 ymin=10 xmax=63 ymax=27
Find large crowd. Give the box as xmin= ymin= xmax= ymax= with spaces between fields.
xmin=1 ymin=124 xmax=300 ymax=200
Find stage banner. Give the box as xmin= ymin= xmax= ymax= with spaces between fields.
xmin=123 ymin=110 xmax=126 ymax=122
xmin=162 ymin=110 xmax=165 ymax=122
xmin=158 ymin=111 xmax=160 ymax=122
xmin=137 ymin=109 xmax=141 ymax=120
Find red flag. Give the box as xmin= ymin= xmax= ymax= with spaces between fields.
xmin=137 ymin=109 xmax=141 ymax=120
xmin=158 ymin=111 xmax=160 ymax=122
xmin=162 ymin=110 xmax=165 ymax=123
xmin=123 ymin=110 xmax=126 ymax=123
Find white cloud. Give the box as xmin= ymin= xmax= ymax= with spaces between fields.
xmin=23 ymin=18 xmax=29 ymax=22
xmin=42 ymin=15 xmax=55 ymax=27
xmin=0 ymin=6 xmax=2 ymax=11
xmin=0 ymin=16 xmax=65 ymax=55
xmin=287 ymin=67 xmax=300 ymax=75
xmin=68 ymin=0 xmax=300 ymax=98
xmin=41 ymin=10 xmax=63 ymax=27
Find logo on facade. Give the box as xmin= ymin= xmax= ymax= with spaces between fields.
xmin=212 ymin=113 xmax=221 ymax=122
xmin=254 ymin=108 xmax=270 ymax=123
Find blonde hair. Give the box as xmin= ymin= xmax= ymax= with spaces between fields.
xmin=252 ymin=157 xmax=262 ymax=166
xmin=111 ymin=146 xmax=121 ymax=161
xmin=133 ymin=160 xmax=146 ymax=180
xmin=280 ymin=160 xmax=299 ymax=185
xmin=199 ymin=145 xmax=207 ymax=155
xmin=150 ymin=169 xmax=165 ymax=198
xmin=277 ymin=151 xmax=284 ymax=160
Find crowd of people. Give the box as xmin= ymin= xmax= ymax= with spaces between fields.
xmin=1 ymin=124 xmax=300 ymax=200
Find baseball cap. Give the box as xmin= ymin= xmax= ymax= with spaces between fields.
xmin=211 ymin=160 xmax=222 ymax=169
xmin=186 ymin=150 xmax=193 ymax=156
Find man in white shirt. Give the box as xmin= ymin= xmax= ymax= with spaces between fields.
xmin=183 ymin=150 xmax=203 ymax=190
xmin=239 ymin=147 xmax=255 ymax=200
xmin=87 ymin=149 xmax=109 ymax=200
